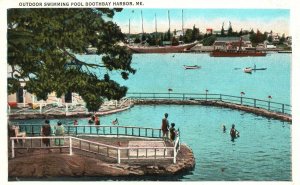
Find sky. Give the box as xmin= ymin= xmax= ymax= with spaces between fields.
xmin=113 ymin=9 xmax=290 ymax=35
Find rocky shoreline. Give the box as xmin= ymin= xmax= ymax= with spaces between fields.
xmin=8 ymin=144 xmax=195 ymax=179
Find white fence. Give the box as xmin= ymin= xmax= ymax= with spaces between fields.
xmin=10 ymin=135 xmax=180 ymax=164
xmin=8 ymin=98 xmax=132 ymax=115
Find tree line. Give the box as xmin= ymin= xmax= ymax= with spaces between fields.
xmin=128 ymin=23 xmax=288 ymax=47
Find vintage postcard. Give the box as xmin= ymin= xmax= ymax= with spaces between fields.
xmin=1 ymin=0 xmax=299 ymax=184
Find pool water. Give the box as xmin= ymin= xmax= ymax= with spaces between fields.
xmin=15 ymin=105 xmax=291 ymax=181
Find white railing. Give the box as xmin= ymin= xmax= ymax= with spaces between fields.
xmin=10 ymin=135 xmax=181 ymax=164
xmin=173 ymin=136 xmax=180 ymax=163
xmin=118 ymin=98 xmax=132 ymax=108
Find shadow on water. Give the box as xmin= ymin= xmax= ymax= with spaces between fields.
xmin=9 ymin=170 xmax=195 ymax=181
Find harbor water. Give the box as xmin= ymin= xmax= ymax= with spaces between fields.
xmin=78 ymin=53 xmax=291 ymax=104
xmin=13 ymin=53 xmax=291 ymax=181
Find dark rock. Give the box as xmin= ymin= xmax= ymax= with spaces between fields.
xmin=8 ymin=144 xmax=195 ymax=178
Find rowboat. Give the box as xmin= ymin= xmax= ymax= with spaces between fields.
xmin=243 ymin=67 xmax=252 ymax=73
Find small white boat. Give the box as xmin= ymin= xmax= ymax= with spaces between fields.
xmin=184 ymin=65 xmax=201 ymax=69
xmin=243 ymin=67 xmax=252 ymax=73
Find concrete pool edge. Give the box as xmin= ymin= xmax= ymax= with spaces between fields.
xmin=8 ymin=99 xmax=291 ymax=123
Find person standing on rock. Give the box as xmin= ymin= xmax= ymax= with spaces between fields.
xmin=41 ymin=120 xmax=51 ymax=147
xmin=161 ymin=113 xmax=170 ymax=140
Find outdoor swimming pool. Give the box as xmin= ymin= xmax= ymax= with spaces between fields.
xmin=15 ymin=104 xmax=291 ymax=181
xmin=11 ymin=53 xmax=291 ymax=181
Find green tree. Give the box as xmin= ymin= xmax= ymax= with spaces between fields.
xmin=171 ymin=37 xmax=179 ymax=46
xmin=202 ymin=35 xmax=216 ymax=46
xmin=279 ymin=33 xmax=286 ymax=44
xmin=134 ymin=37 xmax=141 ymax=44
xmin=183 ymin=28 xmax=193 ymax=43
xmin=239 ymin=29 xmax=243 ymax=36
xmin=221 ymin=23 xmax=225 ymax=37
xmin=191 ymin=25 xmax=200 ymax=41
xmin=267 ymin=35 xmax=273 ymax=43
xmin=228 ymin=21 xmax=233 ymax=36
xmin=166 ymin=29 xmax=171 ymax=41
xmin=7 ymin=8 xmax=136 ymax=112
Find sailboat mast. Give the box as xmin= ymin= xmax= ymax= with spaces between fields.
xmin=128 ymin=18 xmax=131 ymax=45
xmin=129 ymin=18 xmax=131 ymax=35
xmin=141 ymin=10 xmax=144 ymax=35
xmin=168 ymin=10 xmax=171 ymax=33
xmin=155 ymin=13 xmax=157 ymax=35
xmin=141 ymin=10 xmax=144 ymax=44
xmin=182 ymin=9 xmax=184 ymax=38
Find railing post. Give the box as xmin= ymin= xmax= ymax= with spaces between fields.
xmin=39 ymin=103 xmax=42 ymax=113
xmin=11 ymin=139 xmax=15 ymax=158
xmin=69 ymin=137 xmax=73 ymax=155
xmin=117 ymin=149 xmax=121 ymax=164
xmin=173 ymin=146 xmax=176 ymax=164
xmin=65 ymin=103 xmax=68 ymax=113
xmin=282 ymin=104 xmax=285 ymax=113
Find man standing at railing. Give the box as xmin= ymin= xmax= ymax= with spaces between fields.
xmin=41 ymin=120 xmax=51 ymax=147
xmin=161 ymin=113 xmax=170 ymax=141
xmin=54 ymin=121 xmax=65 ymax=146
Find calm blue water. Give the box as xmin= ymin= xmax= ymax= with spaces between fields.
xmin=15 ymin=105 xmax=291 ymax=181
xmin=14 ymin=53 xmax=291 ymax=181
xmin=78 ymin=53 xmax=291 ymax=104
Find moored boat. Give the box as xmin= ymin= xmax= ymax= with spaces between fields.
xmin=243 ymin=67 xmax=252 ymax=73
xmin=128 ymin=42 xmax=198 ymax=53
xmin=184 ymin=65 xmax=201 ymax=69
xmin=210 ymin=50 xmax=267 ymax=57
